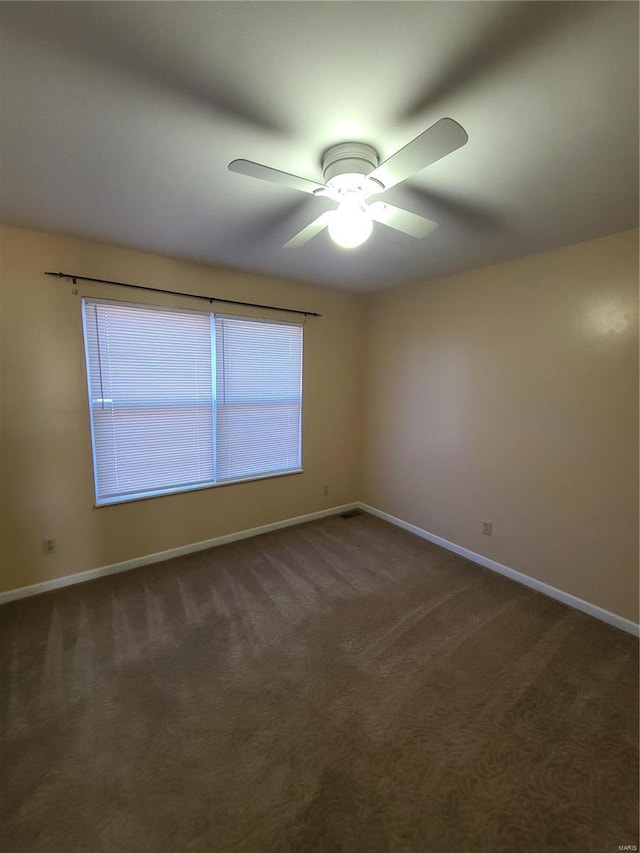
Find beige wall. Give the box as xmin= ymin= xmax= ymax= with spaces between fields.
xmin=0 ymin=225 xmax=365 ymax=592
xmin=363 ymin=230 xmax=639 ymax=622
xmin=1 ymin=225 xmax=638 ymax=625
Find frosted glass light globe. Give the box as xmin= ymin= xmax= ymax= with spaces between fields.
xmin=328 ymin=198 xmax=373 ymax=249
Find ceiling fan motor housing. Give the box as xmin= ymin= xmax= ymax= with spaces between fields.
xmin=322 ymin=142 xmax=379 ymax=184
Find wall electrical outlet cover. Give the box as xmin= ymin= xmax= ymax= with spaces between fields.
xmin=482 ymin=522 xmax=493 ymax=536
xmin=42 ymin=539 xmax=56 ymax=554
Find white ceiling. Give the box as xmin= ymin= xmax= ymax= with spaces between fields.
xmin=0 ymin=1 xmax=638 ymax=292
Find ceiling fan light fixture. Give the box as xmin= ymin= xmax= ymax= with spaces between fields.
xmin=327 ymin=197 xmax=373 ymax=249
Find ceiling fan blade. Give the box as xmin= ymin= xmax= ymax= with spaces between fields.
xmin=368 ymin=118 xmax=468 ymax=191
xmin=228 ymin=159 xmax=326 ymax=195
xmin=283 ymin=211 xmax=333 ymax=248
xmin=368 ymin=201 xmax=438 ymax=239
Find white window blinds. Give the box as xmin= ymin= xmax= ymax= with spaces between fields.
xmin=82 ymin=299 xmax=303 ymax=505
xmin=215 ymin=317 xmax=302 ymax=482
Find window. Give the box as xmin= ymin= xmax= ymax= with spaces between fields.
xmin=82 ymin=299 xmax=303 ymax=505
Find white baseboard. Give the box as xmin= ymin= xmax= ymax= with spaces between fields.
xmin=0 ymin=503 xmax=359 ymax=605
xmin=359 ymin=503 xmax=640 ymax=638
xmin=4 ymin=500 xmax=638 ymax=639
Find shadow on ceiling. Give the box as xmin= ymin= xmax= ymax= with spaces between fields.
xmin=400 ymin=0 xmax=601 ymax=121
xmin=0 ymin=5 xmax=287 ymax=136
xmin=384 ymin=184 xmax=501 ymax=233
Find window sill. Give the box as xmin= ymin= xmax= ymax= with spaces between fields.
xmin=94 ymin=468 xmax=304 ymax=508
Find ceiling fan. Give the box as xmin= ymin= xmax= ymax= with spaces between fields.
xmin=228 ymin=118 xmax=468 ymax=250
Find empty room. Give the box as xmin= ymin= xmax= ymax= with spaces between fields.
xmin=0 ymin=2 xmax=638 ymax=851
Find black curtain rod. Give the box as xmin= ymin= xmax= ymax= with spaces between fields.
xmin=44 ymin=271 xmax=322 ymax=317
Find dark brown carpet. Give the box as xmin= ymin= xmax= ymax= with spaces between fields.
xmin=1 ymin=512 xmax=638 ymax=852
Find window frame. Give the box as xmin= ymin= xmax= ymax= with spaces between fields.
xmin=81 ymin=297 xmax=304 ymax=507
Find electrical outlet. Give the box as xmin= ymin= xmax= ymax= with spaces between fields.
xmin=482 ymin=522 xmax=492 ymax=537
xmin=323 ymin=485 xmax=329 ymax=496
xmin=42 ymin=538 xmax=56 ymax=554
